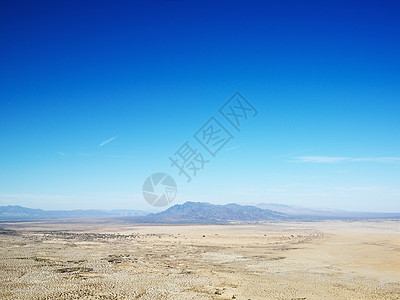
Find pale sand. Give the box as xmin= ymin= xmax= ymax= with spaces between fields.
xmin=0 ymin=220 xmax=399 ymax=299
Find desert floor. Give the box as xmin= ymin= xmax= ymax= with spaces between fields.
xmin=0 ymin=220 xmax=399 ymax=299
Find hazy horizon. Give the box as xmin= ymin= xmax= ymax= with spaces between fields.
xmin=1 ymin=200 xmax=399 ymax=215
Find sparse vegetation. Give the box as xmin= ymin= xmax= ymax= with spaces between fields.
xmin=0 ymin=221 xmax=399 ymax=299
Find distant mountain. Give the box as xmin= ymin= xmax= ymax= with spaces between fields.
xmin=252 ymin=203 xmax=400 ymax=219
xmin=0 ymin=205 xmax=149 ymax=221
xmin=0 ymin=205 xmax=45 ymax=218
xmin=1 ymin=203 xmax=399 ymax=223
xmin=253 ymin=203 xmax=344 ymax=216
xmin=138 ymin=202 xmax=289 ymax=223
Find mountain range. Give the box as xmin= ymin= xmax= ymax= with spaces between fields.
xmin=252 ymin=203 xmax=400 ymax=219
xmin=134 ymin=202 xmax=288 ymax=223
xmin=0 ymin=205 xmax=148 ymax=221
xmin=1 ymin=202 xmax=399 ymax=223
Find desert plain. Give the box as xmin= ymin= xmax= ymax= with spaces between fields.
xmin=0 ymin=220 xmax=399 ymax=299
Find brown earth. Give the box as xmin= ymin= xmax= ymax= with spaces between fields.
xmin=0 ymin=220 xmax=399 ymax=299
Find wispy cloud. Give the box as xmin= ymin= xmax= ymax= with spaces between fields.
xmin=276 ymin=148 xmax=319 ymax=158
xmin=291 ymin=156 xmax=349 ymax=163
xmin=224 ymin=145 xmax=244 ymax=152
xmin=99 ymin=136 xmax=117 ymax=147
xmin=108 ymin=154 xmax=135 ymax=159
xmin=290 ymin=156 xmax=400 ymax=163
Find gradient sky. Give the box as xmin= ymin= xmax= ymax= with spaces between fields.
xmin=0 ymin=0 xmax=399 ymax=212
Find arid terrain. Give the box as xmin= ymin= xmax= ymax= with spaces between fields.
xmin=0 ymin=220 xmax=399 ymax=299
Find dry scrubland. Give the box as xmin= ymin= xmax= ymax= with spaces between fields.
xmin=0 ymin=220 xmax=399 ymax=299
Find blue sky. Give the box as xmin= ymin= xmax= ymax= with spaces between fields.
xmin=0 ymin=0 xmax=399 ymax=212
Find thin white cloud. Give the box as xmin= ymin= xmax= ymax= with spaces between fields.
xmin=224 ymin=145 xmax=244 ymax=152
xmin=57 ymin=152 xmax=65 ymax=156
xmin=291 ymin=156 xmax=350 ymax=163
xmin=99 ymin=136 xmax=117 ymax=147
xmin=290 ymin=156 xmax=400 ymax=163
xmin=108 ymin=154 xmax=135 ymax=159
xmin=276 ymin=148 xmax=320 ymax=158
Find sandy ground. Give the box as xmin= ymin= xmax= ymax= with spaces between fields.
xmin=0 ymin=220 xmax=399 ymax=299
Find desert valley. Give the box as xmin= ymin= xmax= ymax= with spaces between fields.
xmin=1 ymin=220 xmax=399 ymax=299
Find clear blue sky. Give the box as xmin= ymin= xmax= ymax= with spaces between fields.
xmin=0 ymin=0 xmax=399 ymax=212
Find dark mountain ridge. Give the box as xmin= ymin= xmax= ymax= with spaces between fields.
xmin=137 ymin=201 xmax=288 ymax=223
